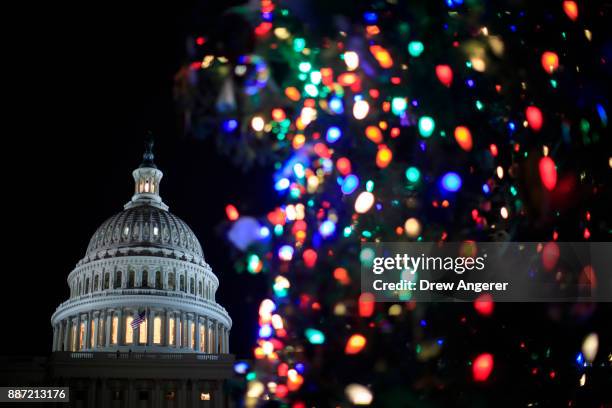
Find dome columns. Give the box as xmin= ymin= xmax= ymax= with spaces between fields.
xmin=52 ymin=305 xmax=230 ymax=354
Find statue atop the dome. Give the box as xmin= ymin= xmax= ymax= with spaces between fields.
xmin=140 ymin=132 xmax=157 ymax=169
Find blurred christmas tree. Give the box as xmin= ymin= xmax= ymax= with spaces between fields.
xmin=176 ymin=0 xmax=611 ymax=406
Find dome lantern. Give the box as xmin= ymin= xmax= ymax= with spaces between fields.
xmin=125 ymin=134 xmax=168 ymax=211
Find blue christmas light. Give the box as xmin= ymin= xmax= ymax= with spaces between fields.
xmin=341 ymin=174 xmax=359 ymax=195
xmin=326 ymin=126 xmax=342 ymax=143
xmin=222 ymin=119 xmax=238 ymax=132
xmin=441 ymin=172 xmax=462 ymax=192
xmin=275 ymin=178 xmax=291 ymax=191
xmin=319 ymin=220 xmax=336 ymax=238
xmin=329 ymin=97 xmax=344 ymax=114
xmin=233 ymin=361 xmax=249 ymax=374
xmin=363 ymin=12 xmax=377 ymax=24
xmin=259 ymin=324 xmax=273 ymax=339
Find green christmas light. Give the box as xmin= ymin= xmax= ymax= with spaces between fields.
xmin=407 ymin=41 xmax=424 ymax=57
xmin=305 ymin=328 xmax=325 ymax=344
xmin=405 ymin=167 xmax=421 ymax=183
xmin=293 ymin=38 xmax=306 ymax=52
xmin=298 ymin=62 xmax=312 ymax=73
xmin=391 ymin=97 xmax=407 ymax=115
xmin=274 ymin=225 xmax=283 ymax=236
xmin=418 ymin=116 xmax=435 ymax=138
xmin=247 ymin=254 xmax=261 ymax=274
xmin=304 ymin=84 xmax=318 ymax=97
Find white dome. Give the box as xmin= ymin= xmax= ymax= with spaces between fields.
xmin=84 ymin=205 xmax=205 ymax=264
xmin=51 ymin=139 xmax=231 ymax=355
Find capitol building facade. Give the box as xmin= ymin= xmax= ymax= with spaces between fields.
xmin=41 ymin=141 xmax=235 ymax=407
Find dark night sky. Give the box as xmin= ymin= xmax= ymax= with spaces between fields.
xmin=6 ymin=1 xmax=264 ymax=358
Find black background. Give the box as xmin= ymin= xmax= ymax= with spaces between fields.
xmin=5 ymin=0 xmax=263 ymax=359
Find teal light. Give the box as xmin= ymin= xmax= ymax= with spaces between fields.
xmin=304 ymin=84 xmax=318 ymax=97
xmin=305 ymin=328 xmax=325 ymax=344
xmin=391 ymin=97 xmax=407 ymax=115
xmin=274 ymin=225 xmax=284 ymax=236
xmin=475 ymin=100 xmax=484 ymax=111
xmin=343 ymin=226 xmax=352 ymax=237
xmin=366 ymin=180 xmax=374 ymax=192
xmin=408 ymin=41 xmax=424 ymax=57
xmin=246 ymin=254 xmax=261 ymax=274
xmin=405 ymin=167 xmax=421 ymax=183
xmin=298 ymin=62 xmax=312 ymax=73
xmin=293 ymin=38 xmax=306 ymax=52
xmin=418 ymin=116 xmax=435 ymax=138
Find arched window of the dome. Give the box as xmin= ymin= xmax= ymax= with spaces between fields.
xmin=85 ymin=278 xmax=90 ymax=294
xmin=198 ymin=280 xmax=202 ymax=297
xmin=128 ymin=270 xmax=135 ymax=288
xmin=71 ymin=325 xmax=77 ymax=351
xmin=111 ymin=316 xmax=118 ymax=344
xmin=190 ymin=277 xmax=195 ymax=295
xmin=153 ymin=316 xmax=162 ymax=344
xmin=114 ymin=271 xmax=122 ymax=289
xmin=199 ymin=324 xmax=205 ymax=351
xmin=169 ymin=317 xmax=176 ymax=345
xmin=189 ymin=321 xmax=195 ymax=349
xmin=104 ymin=273 xmax=110 ymax=289
xmin=78 ymin=322 xmax=85 ymax=350
xmin=93 ymin=275 xmax=99 ymax=292
xmin=179 ymin=275 xmax=185 ymax=292
xmin=90 ymin=320 xmax=96 ymax=348
xmin=142 ymin=270 xmax=149 ymax=288
xmin=125 ymin=316 xmax=134 ymax=344
xmin=168 ymin=272 xmax=175 ymax=290
xmin=155 ymin=271 xmax=162 ymax=289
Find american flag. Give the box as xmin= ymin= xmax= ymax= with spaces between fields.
xmin=131 ymin=310 xmax=146 ymax=329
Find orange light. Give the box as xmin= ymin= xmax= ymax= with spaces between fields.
xmin=365 ymin=126 xmax=383 ymax=143
xmin=338 ymin=72 xmax=358 ymax=86
xmin=271 ymin=108 xmax=286 ymax=121
xmin=225 ymin=204 xmax=239 ymax=221
xmin=369 ymin=45 xmax=393 ymax=69
xmin=285 ymin=87 xmax=301 ymax=101
xmin=454 ymin=126 xmax=473 ymax=151
xmin=366 ymin=25 xmax=380 ymax=36
xmin=563 ymin=1 xmax=578 ymax=21
xmin=345 ymin=334 xmax=367 ymax=354
xmin=541 ymin=51 xmax=559 ymax=74
xmin=292 ymin=134 xmax=306 ymax=149
xmin=333 ymin=267 xmax=351 ymax=285
xmin=376 ymin=145 xmax=393 ymax=168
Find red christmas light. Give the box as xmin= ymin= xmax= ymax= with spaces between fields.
xmin=538 ymin=156 xmax=557 ymax=190
xmin=526 ymin=106 xmax=543 ymax=131
xmin=435 ymin=64 xmax=453 ymax=87
xmin=225 ymin=204 xmax=239 ymax=221
xmin=472 ymin=353 xmax=494 ymax=382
